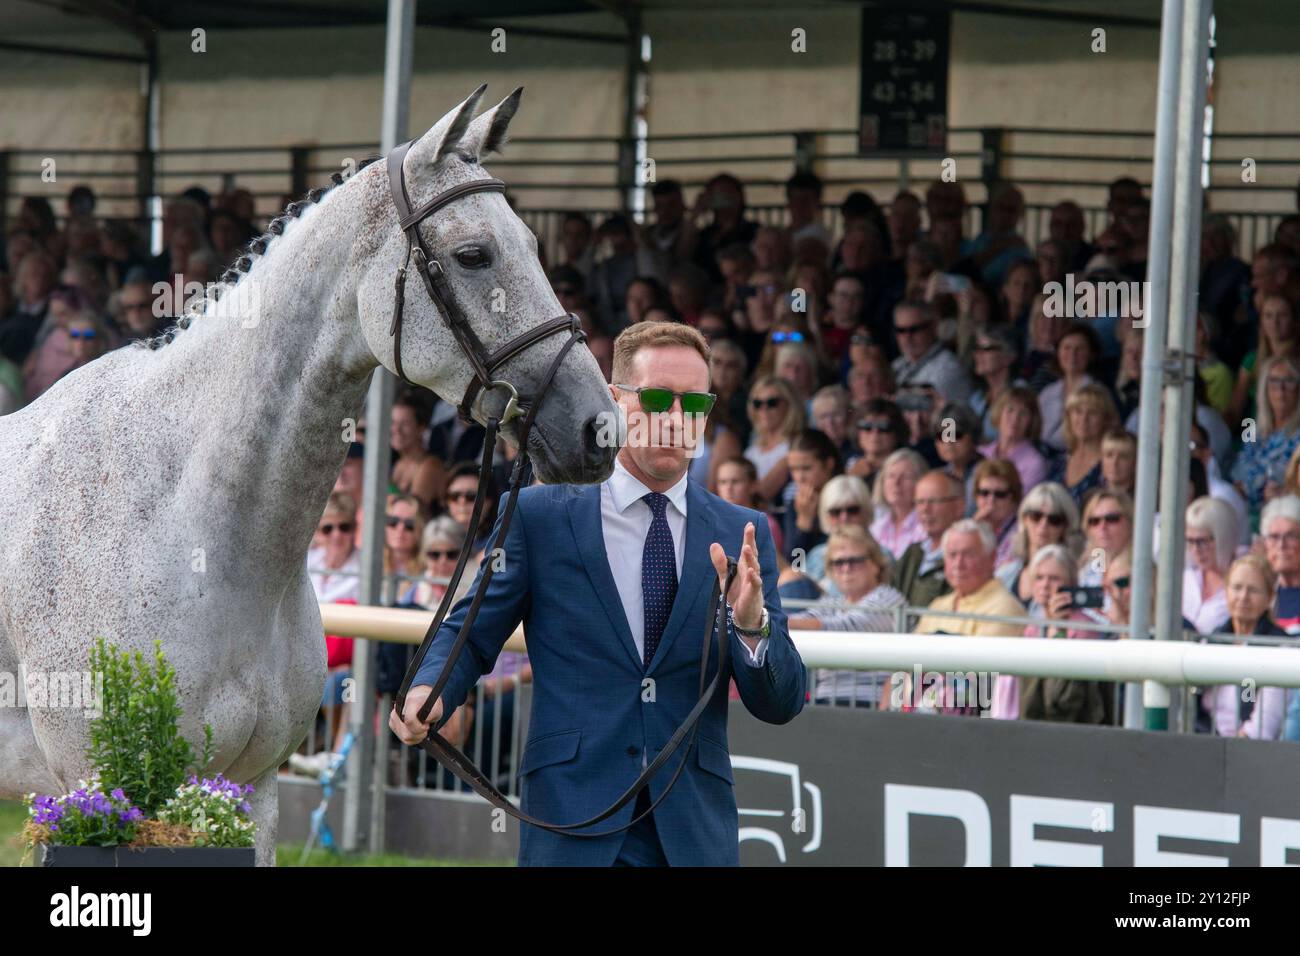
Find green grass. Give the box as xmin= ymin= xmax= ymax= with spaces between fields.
xmin=0 ymin=799 xmax=508 ymax=867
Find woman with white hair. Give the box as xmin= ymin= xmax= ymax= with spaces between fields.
xmin=1182 ymin=496 xmax=1239 ymax=634
xmin=996 ymin=481 xmax=1081 ymax=604
xmin=803 ymin=474 xmax=873 ymax=588
xmin=1231 ymin=354 xmax=1300 ymax=511
xmin=869 ymin=448 xmax=928 ymax=559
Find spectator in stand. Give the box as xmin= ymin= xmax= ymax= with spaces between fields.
xmin=1232 ymin=354 xmax=1300 ymax=511
xmin=1049 ymin=383 xmax=1118 ymax=507
xmin=997 ymin=481 xmax=1080 ymax=604
xmin=824 ymin=272 xmax=869 ymax=358
xmin=590 ymin=213 xmax=639 ymax=333
xmin=558 ymin=212 xmax=595 ymax=282
xmin=308 ymin=491 xmax=360 ymax=751
xmin=787 ymin=526 xmax=906 ymax=708
xmin=834 ymin=191 xmax=891 ymax=270
xmin=708 ymin=337 xmax=751 ymax=448
xmin=1277 ymin=214 xmax=1300 ymax=259
xmin=715 ymin=456 xmax=784 ymax=557
xmin=774 ymin=340 xmax=820 ymax=412
xmin=744 ymin=374 xmax=803 ymax=505
xmin=846 ymin=344 xmax=893 ymax=409
xmin=1116 ymin=197 xmax=1151 ymax=282
xmin=925 ymin=180 xmax=967 ymax=229
xmin=638 ymin=180 xmax=697 ymax=283
xmin=1228 ymin=244 xmax=1299 ymax=371
xmin=911 ymin=519 xmax=1026 ymax=713
xmin=1078 ymin=489 xmax=1134 ymax=588
xmin=692 ymin=173 xmax=759 ymax=282
xmin=1020 ymin=293 xmax=1066 ymax=389
xmin=1182 ymin=496 xmax=1239 ymax=635
xmin=928 ymin=216 xmax=966 ymax=273
xmin=22 ymin=288 xmax=94 ymax=401
xmin=888 ymin=190 xmax=923 ymax=264
xmin=810 ymin=384 xmax=856 ymax=464
xmin=993 ymin=258 xmax=1038 ymax=342
xmin=782 ymin=428 xmax=841 ymax=564
xmin=933 ymin=402 xmax=985 ymax=512
xmin=1228 ymin=291 xmax=1297 ymax=428
xmin=1196 ymin=311 xmax=1234 ymax=417
xmin=846 ymin=397 xmax=908 ymax=493
xmin=980 ymin=386 xmax=1051 ymax=495
xmin=413 ymin=516 xmax=468 ymax=609
xmin=441 ymin=461 xmax=500 ymax=560
xmin=624 ymin=275 xmax=670 ymax=326
xmin=667 ymin=262 xmax=712 ymax=329
xmin=1107 ymin=177 xmax=1144 ymax=224
xmin=1035 ymin=238 xmax=1069 ymax=292
xmin=869 ymin=448 xmax=928 ymax=560
xmin=390 ymin=392 xmax=444 ymax=513
xmin=970 ymin=325 xmax=1026 ymax=443
xmin=1191 ymin=421 xmax=1250 ymax=548
xmin=788 ymin=255 xmax=830 ymax=327
xmin=1007 ymin=543 xmax=1115 ymax=724
xmin=891 ymin=299 xmax=973 ymax=403
xmin=1198 ymin=554 xmax=1290 ymax=740
xmin=1100 ymin=428 xmax=1137 ymax=496
xmin=1049 ymin=200 xmax=1094 ymax=271
xmin=384 ymin=493 xmax=428 ymax=604
xmin=784 ymin=171 xmax=832 ymax=251
xmin=1262 ymin=495 xmax=1300 ymax=631
xmin=207 ymin=207 xmax=253 ymax=273
xmin=1 ymin=249 xmax=57 ymax=364
xmin=800 ymin=474 xmax=873 ymax=588
xmin=890 ymin=469 xmax=965 ymax=608
xmin=1200 ymin=215 xmax=1251 ymax=335
xmin=1039 ymin=322 xmax=1103 ymax=452
xmin=972 ymin=458 xmax=1022 ymax=567
xmin=60 ymin=311 xmax=109 ymax=380
xmin=99 ymin=219 xmax=148 ymax=290
xmin=752 ymin=225 xmax=792 ymax=278
xmin=965 ymin=183 xmax=1031 ymax=287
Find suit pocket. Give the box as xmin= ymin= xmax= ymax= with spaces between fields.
xmin=519 ymin=729 xmax=581 ymax=776
xmin=695 ymin=734 xmax=734 ymax=785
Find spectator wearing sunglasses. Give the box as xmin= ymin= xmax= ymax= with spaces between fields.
xmin=891 ymin=300 xmax=973 ymax=404
xmin=933 ymin=402 xmax=986 ymax=514
xmin=997 ymin=481 xmax=1080 ymax=604
xmin=383 ymin=493 xmax=428 ymax=605
xmin=1078 ymin=489 xmax=1134 ymax=596
xmin=968 ymin=325 xmax=1025 ymax=443
xmin=21 ymin=288 xmax=92 ymax=401
xmin=788 ymin=527 xmax=905 ymax=708
xmin=441 ymin=462 xmax=500 ymax=561
xmin=796 ymin=475 xmax=874 ymax=589
xmin=972 ymin=459 xmax=1022 ymax=567
xmin=58 ymin=311 xmax=109 ymax=381
xmin=782 ymin=429 xmax=841 ymax=565
xmin=753 ymin=312 xmax=818 ymax=382
xmin=308 ymin=492 xmax=361 ymax=749
xmin=846 ymin=398 xmax=908 ymax=495
xmin=744 ymin=375 xmax=804 ymax=505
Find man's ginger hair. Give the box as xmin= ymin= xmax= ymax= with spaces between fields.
xmin=610 ymin=320 xmax=711 ymax=385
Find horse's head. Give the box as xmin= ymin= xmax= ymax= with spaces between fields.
xmin=357 ymin=85 xmax=616 ymax=485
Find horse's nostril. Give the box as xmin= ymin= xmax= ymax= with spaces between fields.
xmin=582 ymin=414 xmax=615 ymax=471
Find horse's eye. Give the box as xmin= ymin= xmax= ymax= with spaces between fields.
xmin=455 ymin=248 xmax=490 ymax=269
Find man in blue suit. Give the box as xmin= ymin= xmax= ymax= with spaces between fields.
xmin=390 ymin=321 xmax=805 ymax=866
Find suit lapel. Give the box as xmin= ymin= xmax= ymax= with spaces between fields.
xmin=567 ymin=484 xmax=643 ymax=671
xmin=648 ymin=479 xmax=720 ymax=674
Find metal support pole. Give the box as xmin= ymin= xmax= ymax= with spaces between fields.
xmin=1127 ymin=0 xmax=1184 ymax=728
xmin=342 ymin=0 xmax=413 ymax=857
xmin=141 ymin=36 xmax=160 ymax=251
xmin=621 ymin=9 xmax=649 ymax=219
xmin=1150 ymin=0 xmax=1212 ymax=730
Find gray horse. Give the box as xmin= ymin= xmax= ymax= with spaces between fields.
xmin=0 ymin=87 xmax=616 ymax=864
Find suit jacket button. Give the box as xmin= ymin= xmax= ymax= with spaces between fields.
xmin=626 ymin=745 xmax=638 ymax=756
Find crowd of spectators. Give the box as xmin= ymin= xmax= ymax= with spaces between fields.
xmin=7 ymin=164 xmax=1300 ymax=755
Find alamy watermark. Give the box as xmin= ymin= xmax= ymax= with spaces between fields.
xmin=0 ymin=666 xmax=103 ymax=717
xmin=1042 ymin=273 xmax=1149 ymax=327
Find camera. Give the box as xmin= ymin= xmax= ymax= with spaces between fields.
xmin=1058 ymin=585 xmax=1105 ymax=609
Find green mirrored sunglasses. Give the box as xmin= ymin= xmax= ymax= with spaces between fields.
xmin=615 ymin=384 xmax=716 ymax=416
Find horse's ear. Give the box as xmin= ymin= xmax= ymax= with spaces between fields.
xmin=465 ymin=87 xmax=524 ymax=158
xmin=405 ymin=84 xmax=488 ymax=172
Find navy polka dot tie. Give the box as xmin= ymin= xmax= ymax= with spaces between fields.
xmin=641 ymin=491 xmax=678 ymax=668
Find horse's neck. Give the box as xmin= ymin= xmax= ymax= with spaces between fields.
xmin=161 ymin=194 xmax=378 ymax=586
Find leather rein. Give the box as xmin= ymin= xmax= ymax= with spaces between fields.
xmin=386 ymin=140 xmax=737 ymax=837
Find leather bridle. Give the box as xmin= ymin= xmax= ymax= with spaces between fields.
xmin=385 ymin=139 xmax=582 ymax=425
xmin=387 ymin=139 xmax=737 ymax=838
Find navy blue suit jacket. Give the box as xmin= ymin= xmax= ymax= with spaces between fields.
xmin=412 ymin=476 xmax=806 ymax=866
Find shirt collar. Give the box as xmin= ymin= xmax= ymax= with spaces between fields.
xmin=608 ymin=456 xmax=688 ymax=517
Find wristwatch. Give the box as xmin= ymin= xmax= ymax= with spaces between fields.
xmin=730 ymin=605 xmax=770 ymax=640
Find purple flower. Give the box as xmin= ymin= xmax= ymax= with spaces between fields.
xmin=111 ymin=788 xmax=126 ymax=801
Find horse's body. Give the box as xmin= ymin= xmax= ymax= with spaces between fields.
xmin=0 ymin=88 xmax=615 ymax=863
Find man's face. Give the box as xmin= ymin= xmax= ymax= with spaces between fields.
xmin=894 ymin=306 xmax=935 ymax=361
xmin=1102 ymin=442 xmax=1136 ymax=489
xmin=1049 ymin=203 xmax=1084 ymax=243
xmin=1253 ymin=254 xmax=1288 ymax=296
xmin=890 ymin=198 xmax=921 ymax=245
xmin=1264 ymin=517 xmax=1300 ymax=576
xmin=944 ymin=531 xmax=994 ymax=596
xmin=915 ymin=474 xmax=963 ymax=540
xmin=612 ymin=345 xmax=710 ymax=483
xmin=561 ymin=220 xmax=591 ymax=259
xmin=653 ymin=190 xmax=684 ymax=227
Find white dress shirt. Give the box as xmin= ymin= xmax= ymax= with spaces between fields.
xmin=600 ymin=456 xmax=768 ymax=667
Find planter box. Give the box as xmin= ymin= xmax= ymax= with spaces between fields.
xmin=40 ymin=844 xmax=255 ymax=867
